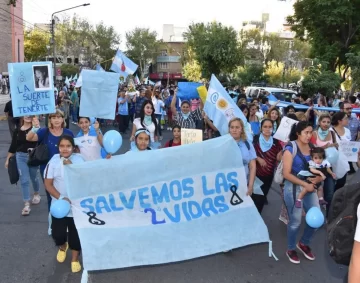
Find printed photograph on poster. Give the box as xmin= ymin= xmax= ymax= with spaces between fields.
xmin=32 ymin=65 xmax=51 ymax=91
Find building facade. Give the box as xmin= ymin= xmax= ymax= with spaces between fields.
xmin=0 ymin=0 xmax=24 ymax=75
xmin=149 ymin=24 xmax=186 ymax=84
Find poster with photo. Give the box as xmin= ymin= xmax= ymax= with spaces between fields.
xmin=8 ymin=62 xmax=55 ymax=117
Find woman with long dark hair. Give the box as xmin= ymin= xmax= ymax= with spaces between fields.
xmin=131 ymin=100 xmax=158 ymax=142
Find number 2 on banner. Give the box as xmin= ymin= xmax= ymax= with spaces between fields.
xmin=144 ymin=208 xmax=166 ymax=225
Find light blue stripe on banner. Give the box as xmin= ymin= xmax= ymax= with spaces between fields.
xmin=78 ymin=205 xmax=269 ymax=271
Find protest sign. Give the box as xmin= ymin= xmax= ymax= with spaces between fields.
xmin=181 ymin=129 xmax=203 ymax=144
xmin=177 ymin=82 xmax=201 ymax=100
xmin=339 ymin=141 xmax=360 ymax=162
xmin=273 ymin=117 xmax=298 ymax=142
xmin=65 ymin=135 xmax=272 ymax=281
xmin=79 ymin=70 xmax=119 ymax=120
xmin=8 ymin=62 xmax=55 ymax=117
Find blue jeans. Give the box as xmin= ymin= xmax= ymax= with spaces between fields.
xmin=16 ymin=152 xmax=40 ymax=202
xmin=323 ymin=175 xmax=335 ymax=215
xmin=283 ymin=180 xmax=320 ymax=250
xmin=155 ymin=114 xmax=162 ymax=136
xmin=72 ymin=107 xmax=78 ymax=122
xmin=40 ymin=167 xmax=52 ymax=212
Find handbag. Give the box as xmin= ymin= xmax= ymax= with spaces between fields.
xmin=274 ymin=141 xmax=298 ymax=184
xmin=28 ymin=129 xmax=50 ymax=166
xmin=8 ymin=155 xmax=19 ymax=184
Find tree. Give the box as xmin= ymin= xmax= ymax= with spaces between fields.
xmin=287 ymin=0 xmax=360 ymax=78
xmin=236 ymin=64 xmax=267 ymax=86
xmin=183 ymin=61 xmax=202 ymax=82
xmin=265 ymin=60 xmax=284 ymax=86
xmin=60 ymin=64 xmax=79 ymax=78
xmin=184 ymin=22 xmax=241 ymax=78
xmin=346 ymin=53 xmax=360 ymax=93
xmin=285 ymin=68 xmax=302 ymax=85
xmin=24 ymin=29 xmax=50 ymax=62
xmin=301 ymin=63 xmax=341 ymax=97
xmin=125 ymin=28 xmax=161 ymax=79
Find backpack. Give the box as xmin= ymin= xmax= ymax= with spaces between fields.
xmin=327 ymin=183 xmax=360 ymax=266
xmin=274 ymin=141 xmax=297 ymax=184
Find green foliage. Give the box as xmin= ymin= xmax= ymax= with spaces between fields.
xmin=59 ymin=64 xmax=79 ymax=78
xmin=236 ymin=64 xmax=267 ymax=86
xmin=301 ymin=64 xmax=341 ymax=97
xmin=346 ymin=53 xmax=360 ymax=92
xmin=285 ymin=68 xmax=302 ymax=84
xmin=287 ymin=0 xmax=360 ymax=75
xmin=125 ymin=28 xmax=161 ymax=79
xmin=184 ymin=22 xmax=241 ymax=78
xmin=265 ymin=60 xmax=284 ymax=86
xmin=183 ymin=60 xmax=202 ymax=82
xmin=24 ymin=29 xmax=50 ymax=62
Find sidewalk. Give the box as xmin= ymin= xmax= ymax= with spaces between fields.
xmin=0 ymin=93 xmax=10 ymax=119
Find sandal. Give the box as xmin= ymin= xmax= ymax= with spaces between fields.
xmin=56 ymin=243 xmax=69 ymax=263
xmin=22 ymin=202 xmax=31 ymax=216
xmin=71 ymin=261 xmax=82 ymax=273
xmin=31 ymin=194 xmax=41 ymax=205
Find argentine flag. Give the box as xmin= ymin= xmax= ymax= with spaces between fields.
xmin=110 ymin=50 xmax=138 ymax=79
xmin=65 ymin=76 xmax=70 ymax=87
xmin=96 ymin=64 xmax=105 ymax=72
xmin=204 ymin=74 xmax=253 ymax=142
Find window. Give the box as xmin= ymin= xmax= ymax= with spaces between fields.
xmin=67 ymin=58 xmax=72 ymax=64
xmin=74 ymin=58 xmax=79 ymax=64
xmin=161 ymin=50 xmax=168 ymax=56
xmin=160 ymin=63 xmax=168 ymax=70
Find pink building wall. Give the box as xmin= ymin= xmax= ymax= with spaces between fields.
xmin=11 ymin=0 xmax=24 ymax=63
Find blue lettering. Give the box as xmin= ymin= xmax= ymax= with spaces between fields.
xmin=163 ymin=205 xmax=181 ymax=223
xmin=226 ymin=172 xmax=238 ymax=189
xmin=151 ymin=184 xmax=170 ymax=204
xmin=214 ymin=195 xmax=229 ymax=213
xmin=109 ymin=194 xmax=124 ymax=212
xmin=169 ymin=180 xmax=182 ymax=201
xmin=144 ymin=208 xmax=166 ymax=225
xmin=187 ymin=201 xmax=202 ymax=219
xmin=215 ymin=173 xmax=229 ymax=194
xmin=181 ymin=201 xmax=192 ymax=221
xmin=80 ymin=198 xmax=95 ymax=213
xmin=182 ymin=178 xmax=194 ymax=198
xmin=119 ymin=190 xmax=136 ymax=209
xmin=201 ymin=197 xmax=219 ymax=217
xmin=138 ymin=187 xmax=151 ymax=209
xmin=18 ymin=86 xmax=23 ymax=94
xmin=202 ymin=175 xmax=215 ymax=196
xmin=95 ymin=196 xmax=111 ymax=214
xmin=24 ymin=85 xmax=30 ymax=92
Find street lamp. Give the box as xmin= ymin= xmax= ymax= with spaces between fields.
xmin=51 ymin=3 xmax=90 ymax=83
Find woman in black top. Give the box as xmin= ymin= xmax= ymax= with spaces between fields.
xmin=5 ymin=115 xmax=40 ymax=216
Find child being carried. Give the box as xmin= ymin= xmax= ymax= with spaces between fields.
xmin=296 ymin=147 xmax=336 ymax=208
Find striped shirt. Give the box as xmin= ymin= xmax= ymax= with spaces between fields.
xmin=253 ymin=137 xmax=282 ymax=177
xmin=175 ymin=108 xmax=202 ymax=129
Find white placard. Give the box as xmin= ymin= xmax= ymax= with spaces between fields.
xmin=339 ymin=141 xmax=360 ymax=162
xmin=273 ymin=117 xmax=298 ymax=143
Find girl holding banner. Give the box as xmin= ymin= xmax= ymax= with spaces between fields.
xmin=44 ymin=135 xmax=84 ymax=273
xmin=131 ymin=128 xmax=152 ymax=151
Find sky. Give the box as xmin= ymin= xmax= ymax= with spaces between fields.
xmin=23 ymin=0 xmax=294 ymax=49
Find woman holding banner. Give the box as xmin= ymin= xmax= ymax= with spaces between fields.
xmin=170 ymin=92 xmax=203 ymax=129
xmin=228 ymin=118 xmax=256 ymax=196
xmin=252 ymin=119 xmax=282 ymax=213
xmin=282 ymin=121 xmax=322 ymax=264
xmin=26 ymin=109 xmax=74 ymax=211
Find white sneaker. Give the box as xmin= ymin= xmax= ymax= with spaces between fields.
xmin=31 ymin=194 xmax=41 ymax=205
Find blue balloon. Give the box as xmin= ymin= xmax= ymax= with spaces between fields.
xmin=50 ymin=199 xmax=71 ymax=219
xmin=325 ymin=147 xmax=339 ymax=165
xmin=306 ymin=207 xmax=324 ymax=228
xmin=103 ymin=130 xmax=122 ymax=154
xmin=90 ymin=117 xmax=96 ymax=124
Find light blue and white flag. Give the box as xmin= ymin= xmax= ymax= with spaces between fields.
xmin=95 ymin=64 xmax=105 ymax=72
xmin=65 ymin=76 xmax=70 ymax=87
xmin=134 ymin=75 xmax=140 ymax=84
xmin=75 ymin=72 xmax=82 ymax=88
xmin=69 ymin=75 xmax=73 ymax=82
xmin=110 ymin=50 xmax=138 ymax=79
xmin=73 ymin=73 xmax=78 ymax=81
xmin=204 ymin=74 xmax=253 ymax=141
xmin=148 ymin=79 xmax=155 ymax=86
xmin=65 ymin=135 xmax=273 ymax=282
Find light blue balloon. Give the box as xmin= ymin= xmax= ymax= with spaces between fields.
xmin=90 ymin=117 xmax=96 ymax=124
xmin=325 ymin=147 xmax=339 ymax=165
xmin=50 ymin=199 xmax=71 ymax=219
xmin=305 ymin=207 xmax=324 ymax=228
xmin=103 ymin=130 xmax=122 ymax=154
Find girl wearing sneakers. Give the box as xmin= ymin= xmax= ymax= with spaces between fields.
xmin=282 ymin=121 xmax=322 ymax=264
xmin=44 ymin=135 xmax=84 ymax=273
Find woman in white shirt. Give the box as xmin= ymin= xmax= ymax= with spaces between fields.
xmin=44 ymin=135 xmax=85 ymax=273
xmin=152 ymin=91 xmax=165 ymax=140
xmin=131 ymin=100 xmax=158 ymax=143
xmin=331 ymin=112 xmax=351 ymax=191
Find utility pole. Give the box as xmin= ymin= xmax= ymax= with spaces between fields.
xmin=51 ymin=18 xmax=56 ymax=83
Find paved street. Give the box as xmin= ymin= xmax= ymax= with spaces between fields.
xmin=0 ymin=120 xmax=348 ymax=283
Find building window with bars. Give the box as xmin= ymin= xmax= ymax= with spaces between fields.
xmin=160 ymin=63 xmax=168 ymax=70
